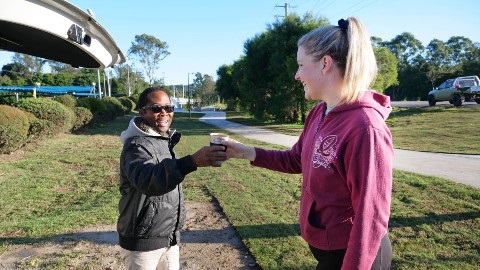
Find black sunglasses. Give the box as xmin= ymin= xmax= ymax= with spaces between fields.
xmin=142 ymin=105 xmax=175 ymax=113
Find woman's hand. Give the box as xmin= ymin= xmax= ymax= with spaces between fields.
xmin=222 ymin=139 xmax=256 ymax=161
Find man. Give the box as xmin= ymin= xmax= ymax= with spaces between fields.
xmin=118 ymin=87 xmax=227 ymax=270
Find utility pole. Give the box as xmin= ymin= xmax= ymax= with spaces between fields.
xmin=275 ymin=2 xmax=288 ymax=18
xmin=187 ymin=72 xmax=195 ymax=118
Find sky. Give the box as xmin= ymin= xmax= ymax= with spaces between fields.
xmin=1 ymin=0 xmax=479 ymax=86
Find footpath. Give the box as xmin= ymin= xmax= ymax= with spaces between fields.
xmin=198 ymin=111 xmax=480 ymax=188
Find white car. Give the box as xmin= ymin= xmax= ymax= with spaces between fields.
xmin=0 ymin=0 xmax=125 ymax=68
xmin=428 ymin=76 xmax=480 ymax=106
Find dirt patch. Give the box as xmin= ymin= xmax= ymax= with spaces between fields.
xmin=0 ymin=201 xmax=258 ymax=270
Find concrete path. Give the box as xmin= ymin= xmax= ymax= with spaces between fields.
xmin=199 ymin=111 xmax=480 ymax=188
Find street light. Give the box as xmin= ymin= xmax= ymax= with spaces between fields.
xmin=187 ymin=72 xmax=195 ymax=118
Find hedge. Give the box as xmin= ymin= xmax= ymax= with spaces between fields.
xmin=16 ymin=97 xmax=74 ymax=134
xmin=0 ymin=105 xmax=30 ymax=154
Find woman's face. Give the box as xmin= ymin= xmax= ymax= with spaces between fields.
xmin=140 ymin=90 xmax=174 ymax=135
xmin=295 ymin=46 xmax=325 ymax=101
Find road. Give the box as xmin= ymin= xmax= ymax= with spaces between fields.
xmin=199 ymin=111 xmax=480 ymax=188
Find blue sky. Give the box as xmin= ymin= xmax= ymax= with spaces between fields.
xmin=1 ymin=0 xmax=479 ymax=85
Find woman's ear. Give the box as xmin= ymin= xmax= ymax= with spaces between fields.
xmin=321 ymin=55 xmax=333 ymax=73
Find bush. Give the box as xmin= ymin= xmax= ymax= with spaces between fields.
xmin=72 ymin=107 xmax=93 ymax=131
xmin=129 ymin=94 xmax=139 ymax=109
xmin=54 ymin=94 xmax=77 ymax=109
xmin=77 ymin=97 xmax=116 ymax=124
xmin=0 ymin=94 xmax=17 ymax=106
xmin=16 ymin=97 xmax=73 ymax=134
xmin=102 ymin=96 xmax=126 ymax=117
xmin=21 ymin=110 xmax=55 ymax=141
xmin=77 ymin=97 xmax=107 ymax=112
xmin=118 ymin=96 xmax=135 ymax=113
xmin=0 ymin=105 xmax=29 ymax=154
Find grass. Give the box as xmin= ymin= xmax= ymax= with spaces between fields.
xmin=0 ymin=112 xmax=479 ymax=269
xmin=226 ymin=106 xmax=480 ymax=155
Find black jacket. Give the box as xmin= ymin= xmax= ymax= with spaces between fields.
xmin=117 ymin=117 xmax=197 ymax=251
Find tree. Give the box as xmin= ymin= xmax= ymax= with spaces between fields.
xmin=384 ymin=33 xmax=428 ymax=100
xmin=12 ymin=53 xmax=45 ymax=82
xmin=128 ymin=34 xmax=170 ymax=86
xmin=371 ymin=47 xmax=398 ymax=94
xmin=235 ymin=13 xmax=327 ymax=122
xmin=425 ymin=39 xmax=450 ymax=87
xmin=194 ymin=74 xmax=216 ymax=106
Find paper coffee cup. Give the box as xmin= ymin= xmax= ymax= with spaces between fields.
xmin=210 ymin=133 xmax=229 ymax=147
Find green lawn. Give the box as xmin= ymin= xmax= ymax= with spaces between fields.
xmin=226 ymin=106 xmax=480 ymax=155
xmin=0 ymin=112 xmax=478 ymax=269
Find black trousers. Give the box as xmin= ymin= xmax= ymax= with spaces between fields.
xmin=308 ymin=233 xmax=392 ymax=270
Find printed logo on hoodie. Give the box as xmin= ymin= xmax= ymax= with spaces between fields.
xmin=312 ymin=134 xmax=338 ymax=172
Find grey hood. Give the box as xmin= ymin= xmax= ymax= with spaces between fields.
xmin=120 ymin=116 xmax=175 ymax=144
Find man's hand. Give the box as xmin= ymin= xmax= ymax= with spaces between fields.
xmin=191 ymin=145 xmax=228 ymax=167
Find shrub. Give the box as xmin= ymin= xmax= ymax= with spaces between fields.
xmin=77 ymin=97 xmax=107 ymax=112
xmin=72 ymin=107 xmax=93 ymax=131
xmin=21 ymin=110 xmax=55 ymax=141
xmin=54 ymin=94 xmax=77 ymax=109
xmin=118 ymin=96 xmax=135 ymax=113
xmin=102 ymin=96 xmax=126 ymax=117
xmin=129 ymin=94 xmax=139 ymax=109
xmin=0 ymin=94 xmax=17 ymax=106
xmin=77 ymin=97 xmax=118 ymax=124
xmin=16 ymin=97 xmax=73 ymax=134
xmin=0 ymin=105 xmax=29 ymax=154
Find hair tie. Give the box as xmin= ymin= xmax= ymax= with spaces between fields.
xmin=338 ymin=19 xmax=348 ymax=30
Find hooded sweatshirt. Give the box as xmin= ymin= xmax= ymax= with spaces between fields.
xmin=252 ymin=91 xmax=394 ymax=270
xmin=117 ymin=116 xmax=197 ymax=251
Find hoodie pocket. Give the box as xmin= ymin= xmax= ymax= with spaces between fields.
xmin=135 ymin=200 xmax=176 ymax=238
xmin=299 ymin=191 xmax=328 ymax=247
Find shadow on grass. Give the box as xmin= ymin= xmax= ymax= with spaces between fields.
xmin=1 ymin=211 xmax=478 ymax=247
xmin=389 ymin=211 xmax=480 ymax=228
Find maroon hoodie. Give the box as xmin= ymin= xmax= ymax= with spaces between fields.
xmin=252 ymin=91 xmax=394 ymax=269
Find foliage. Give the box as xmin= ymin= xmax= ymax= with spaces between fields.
xmin=24 ymin=110 xmax=56 ymax=142
xmin=128 ymin=34 xmax=170 ymax=85
xmin=216 ymin=13 xmax=326 ymax=122
xmin=77 ymin=96 xmax=107 ymax=112
xmin=372 ymin=46 xmax=398 ymax=93
xmin=16 ymin=97 xmax=73 ymax=133
xmin=102 ymin=96 xmax=126 ymax=117
xmin=193 ymin=74 xmax=217 ymax=106
xmin=53 ymin=94 xmax=77 ymax=109
xmin=0 ymin=105 xmax=29 ymax=153
xmin=72 ymin=106 xmax=93 ymax=131
xmin=0 ymin=93 xmax=17 ymax=105
xmin=118 ymin=96 xmax=135 ymax=113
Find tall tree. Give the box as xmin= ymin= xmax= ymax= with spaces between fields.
xmin=239 ymin=13 xmax=327 ymax=121
xmin=425 ymin=39 xmax=450 ymax=87
xmin=195 ymin=74 xmax=216 ymax=106
xmin=384 ymin=33 xmax=427 ymax=100
xmin=12 ymin=53 xmax=45 ymax=82
xmin=128 ymin=34 xmax=170 ymax=85
xmin=371 ymin=46 xmax=398 ymax=94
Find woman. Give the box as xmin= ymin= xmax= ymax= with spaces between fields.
xmin=224 ymin=17 xmax=393 ymax=270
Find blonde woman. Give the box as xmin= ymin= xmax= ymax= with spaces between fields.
xmin=224 ymin=17 xmax=393 ymax=269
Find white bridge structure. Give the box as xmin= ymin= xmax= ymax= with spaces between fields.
xmin=170 ymin=97 xmax=196 ymax=109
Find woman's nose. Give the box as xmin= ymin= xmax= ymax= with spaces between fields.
xmin=294 ymin=71 xmax=300 ymax=80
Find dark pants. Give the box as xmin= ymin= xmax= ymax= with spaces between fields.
xmin=309 ymin=233 xmax=392 ymax=270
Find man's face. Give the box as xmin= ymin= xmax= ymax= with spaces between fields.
xmin=139 ymin=91 xmax=174 ymax=135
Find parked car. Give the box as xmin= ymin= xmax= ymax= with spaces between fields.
xmin=428 ymin=76 xmax=480 ymax=106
